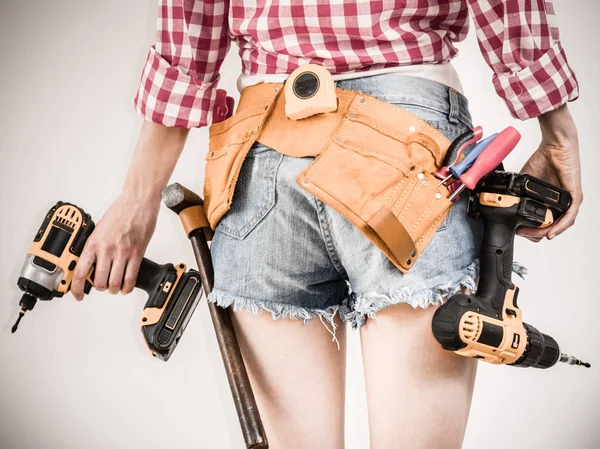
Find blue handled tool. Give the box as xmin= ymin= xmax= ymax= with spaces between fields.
xmin=436 ymin=133 xmax=498 ymax=187
xmin=449 ymin=133 xmax=498 ymax=179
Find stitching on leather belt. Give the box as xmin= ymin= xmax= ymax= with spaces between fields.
xmin=411 ymin=195 xmax=436 ymax=235
xmin=399 ymin=182 xmax=424 ymax=222
xmin=359 ymin=95 xmax=449 ymax=145
xmin=348 ymin=114 xmax=442 ymax=166
xmin=303 ymin=94 xmax=366 ymax=182
xmin=392 ymin=175 xmax=419 ymax=213
xmin=384 ymin=178 xmax=408 ymax=207
xmin=417 ymin=211 xmax=448 ymax=249
xmin=210 ymin=107 xmax=268 ymax=136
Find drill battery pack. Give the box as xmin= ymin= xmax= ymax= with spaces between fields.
xmin=469 ymin=170 xmax=572 ymax=224
xmin=138 ymin=260 xmax=204 ymax=361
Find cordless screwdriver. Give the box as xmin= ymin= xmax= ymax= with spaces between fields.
xmin=432 ymin=171 xmax=590 ymax=368
xmin=13 ymin=201 xmax=203 ymax=361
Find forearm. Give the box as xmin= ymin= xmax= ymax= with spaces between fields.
xmin=122 ymin=120 xmax=190 ymax=205
xmin=538 ymin=104 xmax=578 ymax=147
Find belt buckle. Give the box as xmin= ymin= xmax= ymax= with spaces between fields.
xmin=284 ymin=64 xmax=338 ymax=120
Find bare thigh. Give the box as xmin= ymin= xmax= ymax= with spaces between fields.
xmin=360 ymin=301 xmax=478 ymax=449
xmin=230 ymin=309 xmax=347 ymax=449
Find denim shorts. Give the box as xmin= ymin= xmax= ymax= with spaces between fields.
xmin=207 ymin=73 xmax=525 ymax=331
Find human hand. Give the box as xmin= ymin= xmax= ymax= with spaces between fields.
xmin=70 ymin=192 xmax=161 ymax=300
xmin=517 ymin=104 xmax=582 ymax=242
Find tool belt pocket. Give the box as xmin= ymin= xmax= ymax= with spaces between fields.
xmin=204 ymin=105 xmax=274 ymax=229
xmin=297 ymin=102 xmax=453 ymax=273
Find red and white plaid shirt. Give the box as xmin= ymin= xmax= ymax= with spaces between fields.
xmin=133 ymin=0 xmax=578 ymax=128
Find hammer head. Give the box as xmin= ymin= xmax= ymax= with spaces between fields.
xmin=162 ymin=183 xmax=204 ymax=215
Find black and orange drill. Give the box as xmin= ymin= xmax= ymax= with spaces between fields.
xmin=432 ymin=171 xmax=590 ymax=369
xmin=12 ymin=201 xmax=204 ymax=361
xmin=12 ymin=193 xmax=268 ymax=448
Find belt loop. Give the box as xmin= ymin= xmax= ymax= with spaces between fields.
xmin=448 ymin=87 xmax=460 ymax=125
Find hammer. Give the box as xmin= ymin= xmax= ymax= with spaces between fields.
xmin=162 ymin=182 xmax=268 ymax=449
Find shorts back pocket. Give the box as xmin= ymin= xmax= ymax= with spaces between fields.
xmin=217 ymin=145 xmax=283 ymax=240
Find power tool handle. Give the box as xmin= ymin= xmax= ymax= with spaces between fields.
xmin=79 ymin=258 xmax=159 ymax=295
xmin=135 ymin=258 xmax=170 ymax=295
xmin=477 ymin=205 xmax=517 ymax=311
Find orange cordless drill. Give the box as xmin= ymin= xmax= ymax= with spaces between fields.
xmin=432 ymin=171 xmax=590 ymax=369
xmin=12 ymin=201 xmax=203 ymax=361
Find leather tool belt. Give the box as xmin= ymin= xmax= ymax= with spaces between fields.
xmin=203 ymin=81 xmax=454 ymax=273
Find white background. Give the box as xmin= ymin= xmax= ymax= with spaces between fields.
xmin=0 ymin=1 xmax=598 ymax=448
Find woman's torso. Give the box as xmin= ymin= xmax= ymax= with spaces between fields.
xmin=229 ymin=0 xmax=470 ymax=92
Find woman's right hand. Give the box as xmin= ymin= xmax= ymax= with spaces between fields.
xmin=70 ymin=192 xmax=161 ymax=301
xmin=69 ymin=121 xmax=190 ymax=301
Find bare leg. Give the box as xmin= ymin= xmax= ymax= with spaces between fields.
xmin=361 ymin=302 xmax=478 ymax=449
xmin=230 ymin=309 xmax=347 ymax=449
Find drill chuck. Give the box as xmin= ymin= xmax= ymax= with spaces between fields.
xmin=511 ymin=323 xmax=591 ymax=368
xmin=510 ymin=323 xmax=560 ymax=369
xmin=18 ymin=293 xmax=38 ymax=312
xmin=11 ymin=293 xmax=38 ymax=333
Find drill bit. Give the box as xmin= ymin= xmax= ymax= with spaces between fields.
xmin=11 ymin=309 xmax=26 ymax=333
xmin=12 ymin=293 xmax=38 ymax=333
xmin=560 ymin=353 xmax=591 ymax=368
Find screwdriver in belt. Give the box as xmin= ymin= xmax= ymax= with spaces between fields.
xmin=436 ymin=133 xmax=498 ymax=187
xmin=448 ymin=126 xmax=521 ymax=202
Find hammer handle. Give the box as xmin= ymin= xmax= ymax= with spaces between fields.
xmin=189 ymin=229 xmax=268 ymax=449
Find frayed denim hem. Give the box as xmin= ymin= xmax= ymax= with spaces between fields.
xmin=207 ymin=259 xmax=528 ymax=337
xmin=344 ymin=259 xmax=528 ymax=330
xmin=207 ymin=290 xmax=351 ymax=348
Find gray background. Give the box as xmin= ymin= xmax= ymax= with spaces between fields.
xmin=0 ymin=1 xmax=598 ymax=448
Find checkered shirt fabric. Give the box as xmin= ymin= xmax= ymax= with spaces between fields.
xmin=133 ymin=0 xmax=578 ymax=128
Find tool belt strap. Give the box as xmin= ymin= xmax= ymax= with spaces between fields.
xmin=204 ymin=82 xmax=453 ymax=273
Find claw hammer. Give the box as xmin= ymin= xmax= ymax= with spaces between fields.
xmin=162 ymin=183 xmax=268 ymax=449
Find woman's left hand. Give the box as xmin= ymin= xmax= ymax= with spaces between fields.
xmin=517 ymin=104 xmax=582 ymax=242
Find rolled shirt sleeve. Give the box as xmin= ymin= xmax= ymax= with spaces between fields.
xmin=467 ymin=0 xmax=579 ymax=120
xmin=133 ymin=0 xmax=231 ymax=128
